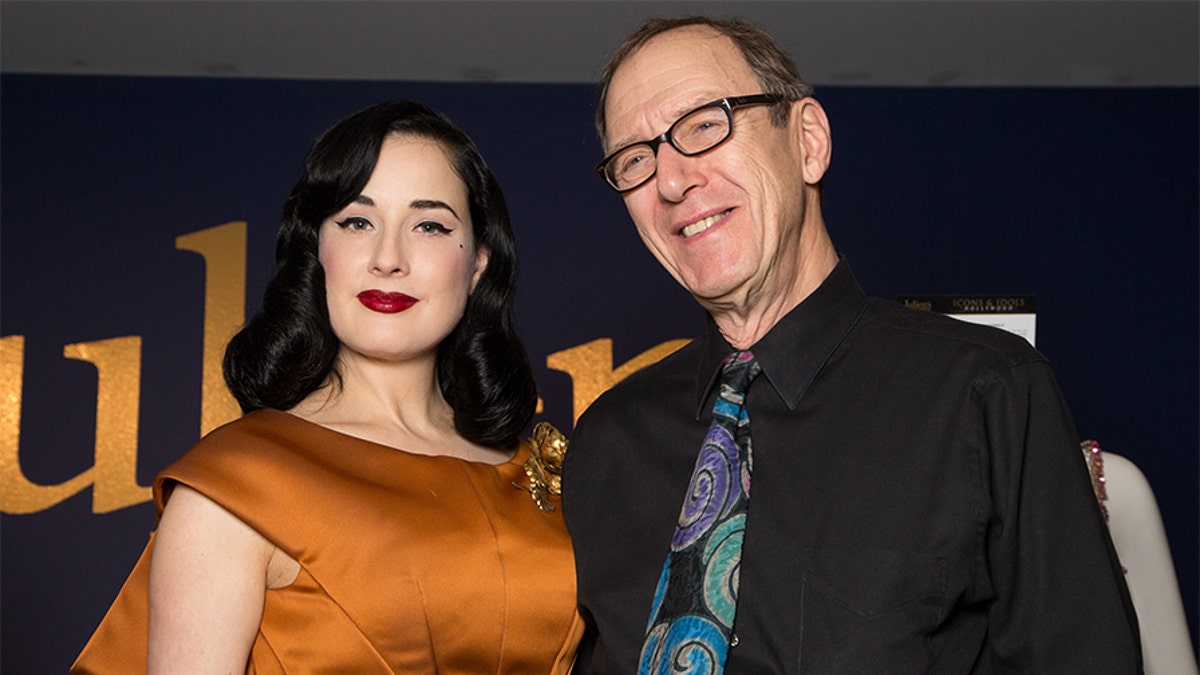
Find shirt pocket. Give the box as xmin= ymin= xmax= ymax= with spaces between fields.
xmin=797 ymin=549 xmax=947 ymax=674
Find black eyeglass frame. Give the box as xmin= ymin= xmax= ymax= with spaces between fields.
xmin=596 ymin=93 xmax=788 ymax=193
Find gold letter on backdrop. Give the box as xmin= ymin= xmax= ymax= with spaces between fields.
xmin=547 ymin=338 xmax=689 ymax=424
xmin=176 ymin=222 xmax=246 ymax=436
xmin=64 ymin=337 xmax=149 ymax=512
xmin=0 ymin=335 xmax=149 ymax=514
xmin=0 ymin=336 xmax=65 ymax=513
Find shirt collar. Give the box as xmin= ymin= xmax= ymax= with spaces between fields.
xmin=692 ymin=256 xmax=868 ymax=417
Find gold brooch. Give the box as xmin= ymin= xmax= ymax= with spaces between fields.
xmin=515 ymin=421 xmax=567 ymax=512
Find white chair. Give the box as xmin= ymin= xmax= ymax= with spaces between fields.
xmin=1082 ymin=441 xmax=1198 ymax=675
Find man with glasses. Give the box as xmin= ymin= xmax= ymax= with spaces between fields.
xmin=562 ymin=16 xmax=1141 ymax=674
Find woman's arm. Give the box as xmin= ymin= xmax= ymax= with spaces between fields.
xmin=147 ymin=484 xmax=273 ymax=674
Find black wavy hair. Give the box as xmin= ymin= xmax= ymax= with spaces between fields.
xmin=223 ymin=100 xmax=537 ymax=447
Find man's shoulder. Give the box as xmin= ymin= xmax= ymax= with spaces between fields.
xmin=861 ymin=297 xmax=1044 ymax=368
xmin=577 ymin=337 xmax=701 ymax=423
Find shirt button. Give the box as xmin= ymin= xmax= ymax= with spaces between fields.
xmin=730 ymin=634 xmax=740 ymax=647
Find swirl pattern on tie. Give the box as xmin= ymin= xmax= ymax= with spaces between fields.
xmin=639 ymin=350 xmax=761 ymax=674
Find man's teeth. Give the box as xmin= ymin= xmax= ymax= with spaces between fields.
xmin=681 ymin=211 xmax=728 ymax=238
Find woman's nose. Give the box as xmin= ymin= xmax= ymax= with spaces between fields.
xmin=369 ymin=231 xmax=407 ymax=276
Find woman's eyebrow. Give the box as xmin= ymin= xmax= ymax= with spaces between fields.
xmin=411 ymin=199 xmax=460 ymax=220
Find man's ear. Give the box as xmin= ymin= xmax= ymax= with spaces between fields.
xmin=791 ymin=98 xmax=832 ymax=185
xmin=470 ymin=245 xmax=490 ymax=293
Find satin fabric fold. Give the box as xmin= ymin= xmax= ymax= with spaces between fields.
xmin=72 ymin=409 xmax=581 ymax=673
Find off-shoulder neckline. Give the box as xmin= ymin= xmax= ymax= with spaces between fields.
xmin=258 ymin=408 xmax=522 ymax=468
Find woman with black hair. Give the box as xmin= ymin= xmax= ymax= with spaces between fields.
xmin=73 ymin=101 xmax=581 ymax=673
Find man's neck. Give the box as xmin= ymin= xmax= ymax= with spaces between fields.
xmin=706 ymin=240 xmax=838 ymax=350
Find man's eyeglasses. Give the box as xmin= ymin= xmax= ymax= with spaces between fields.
xmin=596 ymin=93 xmax=787 ymax=193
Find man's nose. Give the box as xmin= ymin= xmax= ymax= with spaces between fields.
xmin=653 ymin=144 xmax=704 ymax=202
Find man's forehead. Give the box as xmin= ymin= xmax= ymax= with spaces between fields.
xmin=604 ymin=28 xmax=755 ymax=148
xmin=605 ymin=93 xmax=721 ymax=149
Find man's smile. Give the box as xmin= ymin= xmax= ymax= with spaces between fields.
xmin=681 ymin=209 xmax=732 ymax=238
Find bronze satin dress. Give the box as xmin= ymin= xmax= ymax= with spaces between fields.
xmin=72 ymin=409 xmax=582 ymax=673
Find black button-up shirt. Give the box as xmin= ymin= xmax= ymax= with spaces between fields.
xmin=563 ymin=259 xmax=1140 ymax=673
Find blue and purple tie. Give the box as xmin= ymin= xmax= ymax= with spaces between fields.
xmin=640 ymin=350 xmax=761 ymax=674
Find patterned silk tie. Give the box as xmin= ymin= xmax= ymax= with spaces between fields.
xmin=640 ymin=350 xmax=762 ymax=674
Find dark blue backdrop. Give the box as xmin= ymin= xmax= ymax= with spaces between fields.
xmin=2 ymin=74 xmax=1195 ymax=672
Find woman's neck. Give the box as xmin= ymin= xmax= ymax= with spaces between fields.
xmin=288 ymin=350 xmax=509 ymax=464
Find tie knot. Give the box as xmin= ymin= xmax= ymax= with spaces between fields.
xmin=720 ymin=350 xmax=761 ymax=396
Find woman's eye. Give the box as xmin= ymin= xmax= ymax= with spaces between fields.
xmin=334 ymin=216 xmax=373 ymax=231
xmin=416 ymin=220 xmax=453 ymax=234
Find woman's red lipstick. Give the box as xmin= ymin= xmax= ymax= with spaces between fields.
xmin=357 ymin=290 xmax=418 ymax=313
